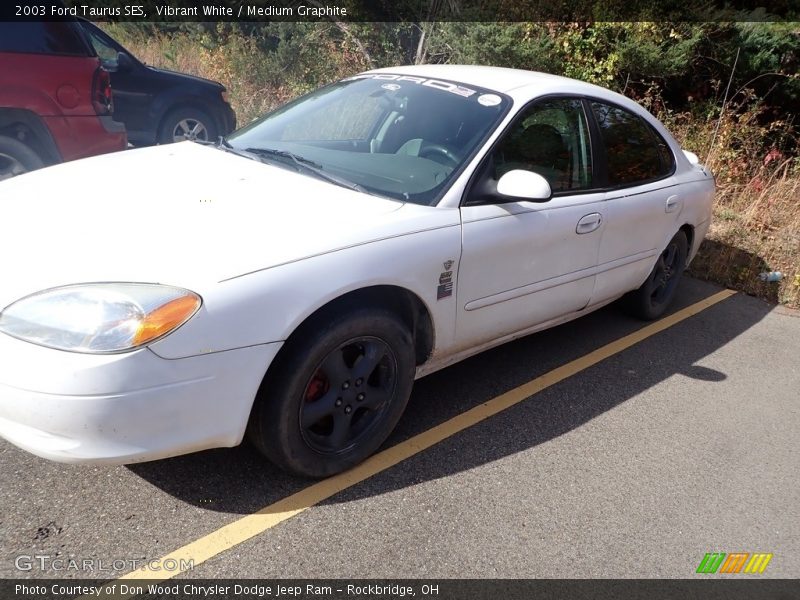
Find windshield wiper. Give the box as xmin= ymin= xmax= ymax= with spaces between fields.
xmin=194 ymin=136 xmax=259 ymax=162
xmin=244 ymin=147 xmax=370 ymax=194
xmin=245 ymin=147 xmax=323 ymax=168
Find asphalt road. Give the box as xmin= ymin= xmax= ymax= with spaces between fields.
xmin=1 ymin=277 xmax=798 ymax=581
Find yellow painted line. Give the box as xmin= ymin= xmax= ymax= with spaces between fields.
xmin=85 ymin=288 xmax=736 ymax=599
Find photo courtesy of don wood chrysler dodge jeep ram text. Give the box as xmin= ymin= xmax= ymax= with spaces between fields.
xmin=0 ymin=65 xmax=714 ymax=478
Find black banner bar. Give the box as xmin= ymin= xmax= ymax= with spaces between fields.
xmin=2 ymin=0 xmax=799 ymax=22
xmin=2 ymin=579 xmax=800 ymax=600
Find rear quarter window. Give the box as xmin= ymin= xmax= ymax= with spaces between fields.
xmin=0 ymin=22 xmax=93 ymax=56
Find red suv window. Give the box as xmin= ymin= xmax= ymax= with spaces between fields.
xmin=0 ymin=22 xmax=93 ymax=56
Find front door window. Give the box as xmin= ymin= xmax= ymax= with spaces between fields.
xmin=492 ymin=98 xmax=593 ymax=193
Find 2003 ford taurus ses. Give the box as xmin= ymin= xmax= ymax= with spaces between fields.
xmin=0 ymin=65 xmax=714 ymax=477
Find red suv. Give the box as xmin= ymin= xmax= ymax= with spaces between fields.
xmin=0 ymin=20 xmax=127 ymax=181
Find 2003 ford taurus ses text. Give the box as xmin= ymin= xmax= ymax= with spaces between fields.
xmin=0 ymin=65 xmax=714 ymax=477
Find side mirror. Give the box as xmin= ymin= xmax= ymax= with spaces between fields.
xmin=115 ymin=51 xmax=134 ymax=72
xmin=496 ymin=169 xmax=552 ymax=202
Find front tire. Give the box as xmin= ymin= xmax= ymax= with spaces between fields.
xmin=158 ymin=108 xmax=216 ymax=144
xmin=248 ymin=308 xmax=415 ymax=478
xmin=625 ymin=230 xmax=688 ymax=320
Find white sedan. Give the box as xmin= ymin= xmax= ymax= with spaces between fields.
xmin=0 ymin=65 xmax=714 ymax=477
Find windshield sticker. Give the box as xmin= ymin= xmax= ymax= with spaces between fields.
xmin=347 ymin=73 xmax=478 ymax=99
xmin=381 ymin=83 xmax=401 ymax=91
xmin=477 ymin=94 xmax=502 ymax=107
xmin=422 ymin=79 xmax=476 ymax=98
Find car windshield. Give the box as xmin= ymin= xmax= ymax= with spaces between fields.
xmin=227 ymin=74 xmax=510 ymax=205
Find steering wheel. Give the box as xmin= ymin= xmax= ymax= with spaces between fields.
xmin=419 ymin=142 xmax=460 ymax=167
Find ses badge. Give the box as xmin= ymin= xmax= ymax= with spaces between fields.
xmin=437 ymin=260 xmax=455 ymax=300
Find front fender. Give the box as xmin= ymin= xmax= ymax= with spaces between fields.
xmin=148 ymin=224 xmax=463 ymax=359
xmin=150 ymin=88 xmax=221 ymax=128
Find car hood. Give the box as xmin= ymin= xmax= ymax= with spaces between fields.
xmin=0 ymin=142 xmax=439 ymax=307
xmin=146 ymin=66 xmax=224 ymax=89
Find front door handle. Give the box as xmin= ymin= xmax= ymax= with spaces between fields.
xmin=665 ymin=195 xmax=682 ymax=213
xmin=576 ymin=212 xmax=602 ymax=234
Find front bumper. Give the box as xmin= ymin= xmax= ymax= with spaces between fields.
xmin=0 ymin=333 xmax=281 ymax=464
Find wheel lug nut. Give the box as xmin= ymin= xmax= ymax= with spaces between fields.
xmin=342 ymin=381 xmax=350 ymax=390
xmin=344 ymin=405 xmax=352 ymax=414
xmin=335 ymin=398 xmax=342 ymax=407
xmin=355 ymin=378 xmax=363 ymax=386
xmin=357 ymin=393 xmax=365 ymax=401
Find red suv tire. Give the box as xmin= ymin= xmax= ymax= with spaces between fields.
xmin=0 ymin=134 xmax=45 ymax=179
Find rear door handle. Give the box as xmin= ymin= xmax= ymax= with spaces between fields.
xmin=576 ymin=212 xmax=602 ymax=234
xmin=665 ymin=195 xmax=682 ymax=213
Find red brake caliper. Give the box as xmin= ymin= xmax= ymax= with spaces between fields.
xmin=305 ymin=371 xmax=329 ymax=403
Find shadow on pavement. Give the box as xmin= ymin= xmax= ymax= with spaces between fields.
xmin=128 ymin=277 xmax=774 ymax=513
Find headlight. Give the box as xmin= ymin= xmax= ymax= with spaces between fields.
xmin=0 ymin=283 xmax=201 ymax=353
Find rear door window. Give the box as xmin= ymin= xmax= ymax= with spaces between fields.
xmin=589 ymin=101 xmax=674 ymax=186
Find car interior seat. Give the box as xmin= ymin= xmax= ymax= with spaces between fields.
xmin=515 ymin=123 xmax=569 ymax=187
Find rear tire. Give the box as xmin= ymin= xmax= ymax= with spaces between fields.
xmin=625 ymin=230 xmax=688 ymax=320
xmin=247 ymin=308 xmax=415 ymax=478
xmin=0 ymin=135 xmax=44 ymax=181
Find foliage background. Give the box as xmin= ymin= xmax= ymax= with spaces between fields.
xmin=104 ymin=20 xmax=800 ymax=306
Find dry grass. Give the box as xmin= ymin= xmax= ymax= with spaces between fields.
xmin=104 ymin=25 xmax=367 ymax=125
xmin=667 ymin=108 xmax=800 ymax=308
xmin=105 ymin=27 xmax=289 ymax=122
xmin=107 ymin=27 xmax=800 ymax=308
xmin=689 ymin=165 xmax=800 ymax=307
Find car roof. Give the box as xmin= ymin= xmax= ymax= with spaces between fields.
xmin=364 ymin=64 xmax=673 ymax=135
xmin=364 ymin=64 xmax=598 ymax=95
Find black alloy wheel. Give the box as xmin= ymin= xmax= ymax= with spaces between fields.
xmin=248 ymin=308 xmax=415 ymax=478
xmin=625 ymin=230 xmax=688 ymax=320
xmin=300 ymin=336 xmax=398 ymax=455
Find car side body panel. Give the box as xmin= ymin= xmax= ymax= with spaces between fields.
xmin=456 ymin=192 xmax=606 ymax=352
